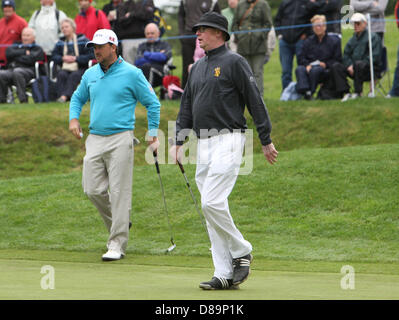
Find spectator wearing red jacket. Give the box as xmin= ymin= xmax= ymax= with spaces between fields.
xmin=0 ymin=0 xmax=28 ymax=65
xmin=75 ymin=0 xmax=111 ymax=41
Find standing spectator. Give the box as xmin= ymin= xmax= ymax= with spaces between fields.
xmin=221 ymin=0 xmax=238 ymax=52
xmin=75 ymin=0 xmax=111 ymax=41
xmin=274 ymin=0 xmax=315 ymax=91
xmin=178 ymin=0 xmax=220 ymax=88
xmin=0 ymin=0 xmax=27 ymax=66
xmin=388 ymin=0 xmax=399 ymax=97
xmin=0 ymin=27 xmax=45 ymax=103
xmin=135 ymin=23 xmax=172 ymax=87
xmin=114 ymin=0 xmax=155 ymax=65
xmin=28 ymin=0 xmax=67 ymax=60
xmin=295 ymin=15 xmax=342 ymax=100
xmin=350 ymin=0 xmax=388 ymax=41
xmin=308 ymin=0 xmax=343 ymax=35
xmin=51 ymin=18 xmax=94 ymax=103
xmin=330 ymin=13 xmax=382 ymax=101
xmin=232 ymin=0 xmax=273 ymax=96
xmin=102 ymin=0 xmax=124 ymax=29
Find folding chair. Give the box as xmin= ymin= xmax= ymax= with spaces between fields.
xmin=148 ymin=57 xmax=176 ymax=99
xmin=374 ymin=46 xmax=390 ymax=97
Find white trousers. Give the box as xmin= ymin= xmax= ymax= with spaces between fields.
xmin=195 ymin=132 xmax=252 ymax=279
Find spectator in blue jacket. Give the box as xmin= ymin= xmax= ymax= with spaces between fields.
xmin=295 ymin=15 xmax=341 ymax=99
xmin=135 ymin=23 xmax=172 ymax=88
xmin=51 ymin=18 xmax=94 ymax=102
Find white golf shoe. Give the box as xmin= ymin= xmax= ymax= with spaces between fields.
xmin=102 ymin=249 xmax=124 ymax=261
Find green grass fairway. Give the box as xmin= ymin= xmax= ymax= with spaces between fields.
xmin=1 ymin=250 xmax=398 ymax=300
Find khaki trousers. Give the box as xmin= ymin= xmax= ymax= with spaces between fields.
xmin=82 ymin=131 xmax=134 ymax=254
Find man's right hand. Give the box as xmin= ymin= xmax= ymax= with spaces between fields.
xmin=169 ymin=144 xmax=183 ymax=164
xmin=69 ymin=118 xmax=83 ymax=140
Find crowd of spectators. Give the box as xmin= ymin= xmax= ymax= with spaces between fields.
xmin=0 ymin=0 xmax=398 ymax=105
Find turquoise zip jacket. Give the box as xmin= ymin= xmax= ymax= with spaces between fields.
xmin=70 ymin=56 xmax=160 ymax=137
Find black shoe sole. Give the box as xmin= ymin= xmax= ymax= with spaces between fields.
xmin=199 ymin=284 xmax=240 ymax=290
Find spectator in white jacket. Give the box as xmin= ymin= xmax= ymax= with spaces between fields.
xmin=350 ymin=0 xmax=388 ymax=40
xmin=28 ymin=0 xmax=67 ymax=59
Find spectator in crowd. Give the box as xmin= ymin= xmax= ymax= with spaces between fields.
xmin=329 ymin=13 xmax=382 ymax=101
xmin=178 ymin=0 xmax=220 ymax=88
xmin=0 ymin=0 xmax=28 ymax=66
xmin=75 ymin=0 xmax=111 ymax=41
xmin=264 ymin=26 xmax=276 ymax=65
xmin=308 ymin=0 xmax=343 ymax=35
xmin=232 ymin=0 xmax=273 ymax=96
xmin=0 ymin=27 xmax=45 ymax=103
xmin=135 ymin=23 xmax=172 ymax=88
xmin=274 ymin=0 xmax=315 ymax=91
xmin=114 ymin=0 xmax=155 ymax=65
xmin=28 ymin=0 xmax=67 ymax=60
xmin=51 ymin=18 xmax=94 ymax=103
xmin=350 ymin=0 xmax=388 ymax=41
xmin=295 ymin=15 xmax=341 ymax=100
xmin=388 ymin=0 xmax=399 ymax=97
xmin=221 ymin=0 xmax=238 ymax=52
xmin=102 ymin=0 xmax=124 ymax=29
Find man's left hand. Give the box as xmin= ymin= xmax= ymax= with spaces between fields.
xmin=262 ymin=143 xmax=278 ymax=165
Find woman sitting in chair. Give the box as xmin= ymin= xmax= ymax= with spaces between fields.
xmin=51 ymin=18 xmax=94 ymax=103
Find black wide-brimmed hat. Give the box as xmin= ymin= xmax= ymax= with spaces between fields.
xmin=192 ymin=11 xmax=230 ymax=41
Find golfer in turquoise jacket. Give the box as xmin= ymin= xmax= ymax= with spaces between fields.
xmin=69 ymin=29 xmax=160 ymax=261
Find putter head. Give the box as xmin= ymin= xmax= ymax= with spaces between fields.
xmin=133 ymin=137 xmax=140 ymax=146
xmin=165 ymin=243 xmax=176 ymax=253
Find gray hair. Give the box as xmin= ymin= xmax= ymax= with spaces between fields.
xmin=60 ymin=17 xmax=76 ymax=32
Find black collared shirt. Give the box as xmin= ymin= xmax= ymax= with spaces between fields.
xmin=176 ymin=44 xmax=272 ymax=146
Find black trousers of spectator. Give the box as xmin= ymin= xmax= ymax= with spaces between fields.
xmin=0 ymin=67 xmax=34 ymax=103
xmin=56 ymin=69 xmax=85 ymax=99
xmin=295 ymin=65 xmax=329 ymax=94
xmin=138 ymin=63 xmax=164 ymax=88
xmin=330 ymin=61 xmax=380 ymax=95
xmin=180 ymin=36 xmax=196 ymax=89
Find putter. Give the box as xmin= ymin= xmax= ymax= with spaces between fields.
xmin=168 ymin=138 xmax=210 ymax=243
xmin=153 ymin=150 xmax=176 ymax=253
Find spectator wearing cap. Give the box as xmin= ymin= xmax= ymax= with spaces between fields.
xmin=0 ymin=0 xmax=28 ymax=66
xmin=75 ymin=0 xmax=111 ymax=41
xmin=170 ymin=11 xmax=277 ymax=291
xmin=0 ymin=27 xmax=45 ymax=103
xmin=69 ymin=29 xmax=160 ymax=262
xmin=28 ymin=0 xmax=67 ymax=59
xmin=329 ymin=13 xmax=382 ymax=101
xmin=350 ymin=0 xmax=388 ymax=41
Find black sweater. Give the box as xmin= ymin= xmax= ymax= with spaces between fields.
xmin=176 ymin=45 xmax=272 ymax=146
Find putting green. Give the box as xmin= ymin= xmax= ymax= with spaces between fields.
xmin=1 ymin=250 xmax=398 ymax=300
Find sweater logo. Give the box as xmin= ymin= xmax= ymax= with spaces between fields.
xmin=214 ymin=67 xmax=221 ymax=77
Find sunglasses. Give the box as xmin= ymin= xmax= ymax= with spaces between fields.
xmin=197 ymin=26 xmax=210 ymax=33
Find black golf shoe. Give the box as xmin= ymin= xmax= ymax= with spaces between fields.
xmin=199 ymin=277 xmax=239 ymax=290
xmin=232 ymin=254 xmax=253 ymax=285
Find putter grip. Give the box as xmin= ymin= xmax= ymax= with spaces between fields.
xmin=153 ymin=151 xmax=160 ymax=174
